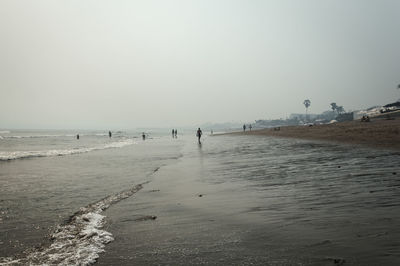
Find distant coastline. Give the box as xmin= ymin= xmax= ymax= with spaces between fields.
xmin=218 ymin=118 xmax=400 ymax=150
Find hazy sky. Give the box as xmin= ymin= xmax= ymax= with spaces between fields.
xmin=1 ymin=0 xmax=399 ymax=129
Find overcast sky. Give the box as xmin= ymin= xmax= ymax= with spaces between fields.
xmin=1 ymin=0 xmax=399 ymax=129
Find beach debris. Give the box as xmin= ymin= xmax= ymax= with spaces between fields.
xmin=333 ymin=258 xmax=346 ymax=265
xmin=198 ymin=194 xmax=203 ymax=197
xmin=325 ymin=257 xmax=346 ymax=265
xmin=134 ymin=215 xmax=157 ymax=221
xmin=149 ymin=189 xmax=160 ymax=193
xmin=393 ymin=172 xmax=397 ymax=175
xmin=337 ymin=166 xmax=341 ymax=168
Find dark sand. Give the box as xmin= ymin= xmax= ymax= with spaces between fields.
xmin=223 ymin=118 xmax=400 ymax=150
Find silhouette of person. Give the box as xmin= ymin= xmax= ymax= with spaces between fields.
xmin=172 ymin=129 xmax=175 ymax=138
xmin=174 ymin=129 xmax=178 ymax=138
xmin=196 ymin=128 xmax=202 ymax=144
xmin=142 ymin=132 xmax=146 ymax=140
xmin=76 ymin=134 xmax=79 ymax=140
xmin=249 ymin=124 xmax=252 ymax=131
xmin=109 ymin=131 xmax=112 ymax=138
xmin=243 ymin=124 xmax=246 ymax=132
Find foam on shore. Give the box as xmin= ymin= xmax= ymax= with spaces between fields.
xmin=0 ymin=138 xmax=135 ymax=161
xmin=0 ymin=183 xmax=146 ymax=266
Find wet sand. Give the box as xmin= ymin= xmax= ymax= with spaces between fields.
xmin=224 ymin=118 xmax=400 ymax=150
xmin=97 ymin=135 xmax=400 ymax=266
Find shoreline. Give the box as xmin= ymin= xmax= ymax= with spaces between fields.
xmin=218 ymin=118 xmax=400 ymax=150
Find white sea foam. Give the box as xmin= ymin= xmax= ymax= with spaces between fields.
xmin=0 ymin=139 xmax=135 ymax=161
xmin=0 ymin=183 xmax=145 ymax=266
xmin=94 ymin=133 xmax=108 ymax=136
xmin=0 ymin=130 xmax=10 ymax=134
xmin=1 ymin=134 xmax=77 ymax=139
xmin=0 ymin=133 xmax=118 ymax=139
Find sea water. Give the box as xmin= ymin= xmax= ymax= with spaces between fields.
xmin=0 ymin=130 xmax=399 ymax=265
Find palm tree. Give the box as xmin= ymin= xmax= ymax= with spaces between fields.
xmin=303 ymin=99 xmax=311 ymax=121
xmin=330 ymin=103 xmax=338 ymax=113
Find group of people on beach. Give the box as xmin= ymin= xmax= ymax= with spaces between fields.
xmin=172 ymin=129 xmax=178 ymax=138
xmin=74 ymin=128 xmax=205 ymax=144
xmin=361 ymin=115 xmax=370 ymax=122
xmin=243 ymin=124 xmax=252 ymax=132
xmin=73 ymin=128 xmax=206 ymax=146
xmin=171 ymin=128 xmax=203 ymax=144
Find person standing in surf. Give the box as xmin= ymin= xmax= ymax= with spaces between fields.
xmin=196 ymin=128 xmax=202 ymax=144
xmin=109 ymin=131 xmax=112 ymax=138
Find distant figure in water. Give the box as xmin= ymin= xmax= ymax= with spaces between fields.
xmin=249 ymin=124 xmax=252 ymax=131
xmin=243 ymin=124 xmax=246 ymax=132
xmin=196 ymin=128 xmax=202 ymax=144
xmin=109 ymin=131 xmax=112 ymax=138
xmin=142 ymin=132 xmax=146 ymax=140
xmin=172 ymin=129 xmax=175 ymax=138
xmin=211 ymin=130 xmax=213 ymax=135
xmin=174 ymin=129 xmax=178 ymax=138
xmin=76 ymin=134 xmax=79 ymax=140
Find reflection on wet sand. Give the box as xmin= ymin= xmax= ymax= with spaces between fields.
xmin=98 ymin=135 xmax=400 ymax=265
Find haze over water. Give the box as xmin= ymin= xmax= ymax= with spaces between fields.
xmin=0 ymin=130 xmax=399 ymax=265
xmin=1 ymin=0 xmax=400 ymax=129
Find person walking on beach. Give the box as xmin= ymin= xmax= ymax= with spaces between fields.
xmin=243 ymin=124 xmax=246 ymax=132
xmin=249 ymin=124 xmax=252 ymax=131
xmin=142 ymin=132 xmax=146 ymax=140
xmin=76 ymin=134 xmax=79 ymax=140
xmin=109 ymin=131 xmax=112 ymax=138
xmin=196 ymin=128 xmax=202 ymax=144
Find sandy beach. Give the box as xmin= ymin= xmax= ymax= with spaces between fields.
xmin=224 ymin=118 xmax=400 ymax=150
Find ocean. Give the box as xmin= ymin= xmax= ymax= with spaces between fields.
xmin=0 ymin=129 xmax=399 ymax=265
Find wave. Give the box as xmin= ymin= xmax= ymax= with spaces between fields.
xmin=0 ymin=139 xmax=135 ymax=161
xmin=0 ymin=134 xmax=112 ymax=139
xmin=1 ymin=134 xmax=73 ymax=139
xmin=0 ymin=130 xmax=10 ymax=134
xmin=0 ymin=183 xmax=147 ymax=266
